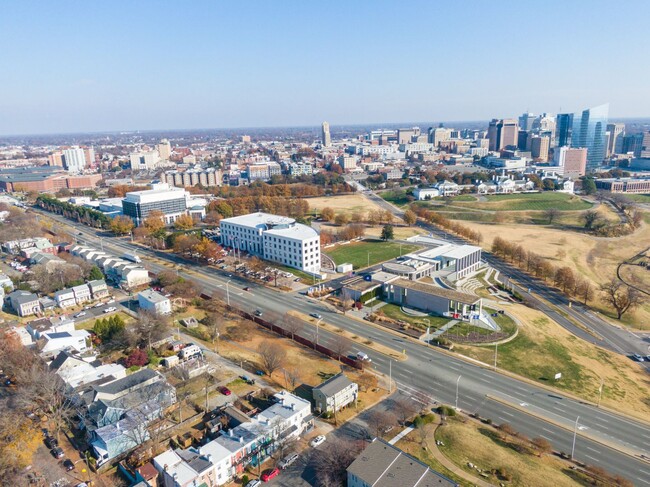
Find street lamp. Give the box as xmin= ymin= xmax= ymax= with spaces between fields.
xmin=597 ymin=376 xmax=604 ymax=408
xmin=367 ymin=252 xmax=371 ymax=268
xmin=226 ymin=279 xmax=232 ymax=306
xmin=571 ymin=415 xmax=580 ymax=459
xmin=455 ymin=375 xmax=462 ymax=410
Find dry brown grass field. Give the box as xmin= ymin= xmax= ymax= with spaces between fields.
xmin=307 ymin=194 xmax=401 ymax=220
xmin=473 ymin=219 xmax=650 ymax=327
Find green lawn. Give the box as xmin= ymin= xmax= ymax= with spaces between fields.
xmin=324 ymin=240 xmax=420 ymax=269
xmin=624 ymin=194 xmax=650 ymax=203
xmin=379 ymin=303 xmax=450 ymax=330
xmin=380 ymin=189 xmax=412 ymax=206
xmin=455 ymin=192 xmax=593 ymax=211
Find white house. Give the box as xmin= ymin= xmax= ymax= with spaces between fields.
xmin=40 ymin=330 xmax=91 ymax=358
xmin=312 ymin=373 xmax=358 ymax=413
xmin=413 ymin=187 xmax=440 ymax=200
xmin=434 ymin=180 xmax=460 ymax=197
xmin=138 ymin=289 xmax=172 ymax=315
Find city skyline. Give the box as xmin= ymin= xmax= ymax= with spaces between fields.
xmin=2 ymin=0 xmax=650 ymax=135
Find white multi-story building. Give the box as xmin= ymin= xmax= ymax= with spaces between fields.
xmin=63 ymin=147 xmax=87 ymax=172
xmin=122 ymin=183 xmax=189 ymax=226
xmin=220 ymin=212 xmax=321 ymax=275
xmin=130 ymin=150 xmax=160 ymax=171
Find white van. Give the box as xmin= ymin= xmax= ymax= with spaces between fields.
xmin=356 ymin=351 xmax=371 ymax=362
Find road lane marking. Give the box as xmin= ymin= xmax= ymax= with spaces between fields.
xmin=584 ymin=454 xmax=600 ymax=462
xmin=586 ymin=446 xmax=601 ymax=454
xmin=501 ymin=411 xmax=514 ymax=417
xmin=552 ymin=406 xmax=566 ymax=413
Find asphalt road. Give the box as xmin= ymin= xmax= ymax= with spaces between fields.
xmin=36 ymin=210 xmax=650 ymax=484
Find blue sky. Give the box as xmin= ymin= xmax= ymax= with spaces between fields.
xmin=1 ymin=0 xmax=649 ymax=135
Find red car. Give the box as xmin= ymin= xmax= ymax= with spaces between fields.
xmin=261 ymin=468 xmax=280 ymax=482
xmin=219 ymin=386 xmax=232 ymax=396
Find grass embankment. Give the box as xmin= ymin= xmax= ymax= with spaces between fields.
xmin=324 ymin=240 xmax=420 ymax=269
xmin=307 ymin=194 xmax=389 ymax=218
xmin=378 ymin=303 xmax=450 ymax=331
xmin=456 ymin=305 xmax=650 ymax=419
xmin=456 ymin=192 xmax=593 ymax=211
xmin=624 ymin=194 xmax=650 ymax=203
xmin=433 ymin=416 xmax=586 ymax=487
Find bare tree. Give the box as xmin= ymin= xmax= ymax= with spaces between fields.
xmin=393 ymin=395 xmax=418 ymax=425
xmin=258 ymin=341 xmax=286 ymax=377
xmin=544 ymin=208 xmax=560 ymax=224
xmin=366 ymin=410 xmax=397 ymax=438
xmin=600 ymin=279 xmax=641 ymax=319
xmin=203 ymin=312 xmax=223 ymax=350
xmin=331 ymin=334 xmax=350 ymax=362
xmin=531 ymin=437 xmax=552 ymax=457
xmin=340 ymin=289 xmax=354 ymax=314
xmin=285 ymin=367 xmax=301 ymax=391
xmin=133 ymin=310 xmax=170 ymax=349
xmin=312 ymin=438 xmax=365 ymax=487
xmin=282 ymin=313 xmax=304 ymax=340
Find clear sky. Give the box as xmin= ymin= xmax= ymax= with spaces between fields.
xmin=1 ymin=0 xmax=649 ymax=135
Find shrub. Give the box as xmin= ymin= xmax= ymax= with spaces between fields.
xmin=437 ymin=405 xmax=456 ymax=417
xmin=242 ymin=475 xmax=249 ymax=485
xmin=126 ymin=348 xmax=148 ymax=367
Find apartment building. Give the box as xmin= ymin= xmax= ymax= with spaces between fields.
xmin=220 ymin=212 xmax=321 ymax=274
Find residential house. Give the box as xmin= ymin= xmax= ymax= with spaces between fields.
xmin=40 ymin=330 xmax=91 ymax=358
xmin=412 ymin=187 xmax=440 ymax=200
xmin=138 ymin=289 xmax=172 ymax=315
xmin=73 ymin=284 xmax=92 ymax=304
xmin=54 ymin=288 xmax=77 ymax=309
xmin=312 ymin=373 xmax=358 ymax=413
xmin=6 ymin=290 xmax=41 ymax=317
xmin=27 ymin=315 xmax=75 ymax=340
xmin=434 ymin=180 xmax=460 ymax=196
xmin=88 ymin=279 xmax=110 ymax=299
xmin=49 ymin=349 xmax=126 ymax=389
xmin=29 ymin=252 xmax=66 ymax=271
xmin=347 ymin=438 xmax=457 ymax=487
xmin=6 ymin=325 xmax=33 ymax=346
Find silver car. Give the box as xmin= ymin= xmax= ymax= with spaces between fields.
xmin=278 ymin=452 xmax=299 ymax=469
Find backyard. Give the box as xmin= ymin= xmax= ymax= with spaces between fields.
xmin=324 ymin=240 xmax=420 ymax=269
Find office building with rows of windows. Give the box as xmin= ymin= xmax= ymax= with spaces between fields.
xmin=219 ymin=212 xmax=321 ymax=275
xmin=122 ymin=183 xmax=189 ymax=226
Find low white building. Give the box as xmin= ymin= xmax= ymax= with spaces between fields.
xmin=40 ymin=330 xmax=91 ymax=358
xmin=413 ymin=187 xmax=440 ymax=200
xmin=220 ymin=212 xmax=321 ymax=275
xmin=138 ymin=289 xmax=172 ymax=315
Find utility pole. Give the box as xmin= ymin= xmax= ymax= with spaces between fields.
xmin=455 ymin=375 xmax=462 ymax=410
xmin=226 ymin=279 xmax=231 ymax=306
xmin=597 ymin=378 xmax=604 ymax=408
xmin=571 ymin=416 xmax=580 ymax=459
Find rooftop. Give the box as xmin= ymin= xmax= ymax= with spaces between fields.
xmin=138 ymin=289 xmax=169 ymax=304
xmin=389 ymin=279 xmax=480 ymax=304
xmin=347 ymin=438 xmax=457 ymax=487
xmin=313 ymin=373 xmax=355 ymax=397
xmin=221 ymin=212 xmax=318 ymax=240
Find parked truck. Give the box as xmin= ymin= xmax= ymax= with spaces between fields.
xmin=122 ymin=252 xmax=142 ymax=264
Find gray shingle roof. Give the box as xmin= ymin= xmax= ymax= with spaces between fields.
xmin=313 ymin=373 xmax=355 ymax=397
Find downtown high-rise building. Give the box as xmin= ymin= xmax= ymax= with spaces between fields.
xmin=487 ymin=119 xmax=518 ymax=151
xmin=321 ymin=121 xmax=331 ymax=147
xmin=157 ymin=139 xmax=172 ymax=160
xmin=518 ymin=112 xmax=536 ymax=131
xmin=606 ymin=123 xmax=625 ymax=156
xmin=555 ymin=105 xmax=609 ymax=171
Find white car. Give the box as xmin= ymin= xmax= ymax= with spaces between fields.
xmin=356 ymin=351 xmax=371 ymax=362
xmin=74 ymin=312 xmax=87 ymax=318
xmin=103 ymin=306 xmax=117 ymax=313
xmin=310 ymin=435 xmax=326 ymax=448
xmin=106 ymin=298 xmax=116 ymax=304
xmin=94 ymin=302 xmax=104 ymax=308
xmin=278 ymin=453 xmax=299 ymax=469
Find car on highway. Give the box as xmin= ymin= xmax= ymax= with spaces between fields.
xmin=356 ymin=351 xmax=371 ymax=362
xmin=254 ymin=309 xmax=263 ymax=317
xmin=74 ymin=312 xmax=87 ymax=318
xmin=51 ymin=447 xmax=64 ymax=459
xmin=63 ymin=459 xmax=75 ymax=471
xmin=260 ymin=467 xmax=280 ymax=482
xmin=310 ymin=435 xmax=326 ymax=447
xmin=633 ymin=353 xmax=645 ymax=362
xmin=309 ymin=313 xmax=322 ymax=319
xmin=244 ymin=480 xmax=261 ymax=487
xmin=103 ymin=306 xmax=117 ymax=313
xmin=219 ymin=386 xmax=232 ymax=396
xmin=243 ymin=286 xmax=250 ymax=291
xmin=278 ymin=452 xmax=299 ymax=469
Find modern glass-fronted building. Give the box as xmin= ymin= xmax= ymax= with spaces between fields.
xmin=571 ymin=104 xmax=609 ymax=172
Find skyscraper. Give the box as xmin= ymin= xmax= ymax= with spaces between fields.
xmin=158 ymin=139 xmax=172 ymax=160
xmin=606 ymin=123 xmax=625 ymax=156
xmin=518 ymin=112 xmax=536 ymax=131
xmin=571 ymin=104 xmax=609 ymax=171
xmin=530 ymin=136 xmax=550 ymax=161
xmin=321 ymin=121 xmax=331 ymax=147
xmin=555 ymin=113 xmax=574 ymax=147
xmin=487 ymin=119 xmax=518 ymax=151
xmin=62 ymin=147 xmax=87 ymax=173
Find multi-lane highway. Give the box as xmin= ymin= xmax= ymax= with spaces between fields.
xmin=36 ymin=209 xmax=650 ymax=484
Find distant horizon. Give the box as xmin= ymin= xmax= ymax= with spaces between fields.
xmin=2 ymin=116 xmax=650 ymax=140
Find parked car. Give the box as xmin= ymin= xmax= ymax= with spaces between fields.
xmin=83 ymin=305 xmax=92 ymax=310
xmin=310 ymin=435 xmax=326 ymax=447
xmin=278 ymin=453 xmax=299 ymax=469
xmin=44 ymin=436 xmax=58 ymax=449
xmin=74 ymin=312 xmax=86 ymax=318
xmin=63 ymin=459 xmax=74 ymax=471
xmin=51 ymin=447 xmax=64 ymax=459
xmin=241 ymin=375 xmax=255 ymax=385
xmin=219 ymin=386 xmax=232 ymax=396
xmin=106 ymin=298 xmax=116 ymax=304
xmin=309 ymin=313 xmax=322 ymax=319
xmin=94 ymin=302 xmax=104 ymax=308
xmin=245 ymin=480 xmax=261 ymax=487
xmin=103 ymin=306 xmax=117 ymax=313
xmin=261 ymin=467 xmax=280 ymax=482
xmin=255 ymin=370 xmax=265 ymax=376
xmin=633 ymin=353 xmax=645 ymax=362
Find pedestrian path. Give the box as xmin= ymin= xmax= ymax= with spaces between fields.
xmin=388 ymin=426 xmax=414 ymax=445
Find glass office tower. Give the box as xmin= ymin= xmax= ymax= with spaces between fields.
xmin=571 ymin=103 xmax=609 ymax=172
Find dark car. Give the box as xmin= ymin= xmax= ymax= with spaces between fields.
xmin=254 ymin=309 xmax=263 ymax=317
xmin=63 ymin=459 xmax=74 ymax=471
xmin=255 ymin=370 xmax=265 ymax=376
xmin=241 ymin=375 xmax=255 ymax=385
xmin=45 ymin=436 xmax=58 ymax=449
xmin=243 ymin=286 xmax=251 ymax=291
xmin=51 ymin=447 xmax=64 ymax=459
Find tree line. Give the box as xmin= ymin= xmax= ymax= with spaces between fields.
xmin=37 ymin=194 xmax=111 ymax=229
xmin=207 ymin=196 xmax=310 ymax=220
xmin=410 ymin=204 xmax=483 ymax=244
